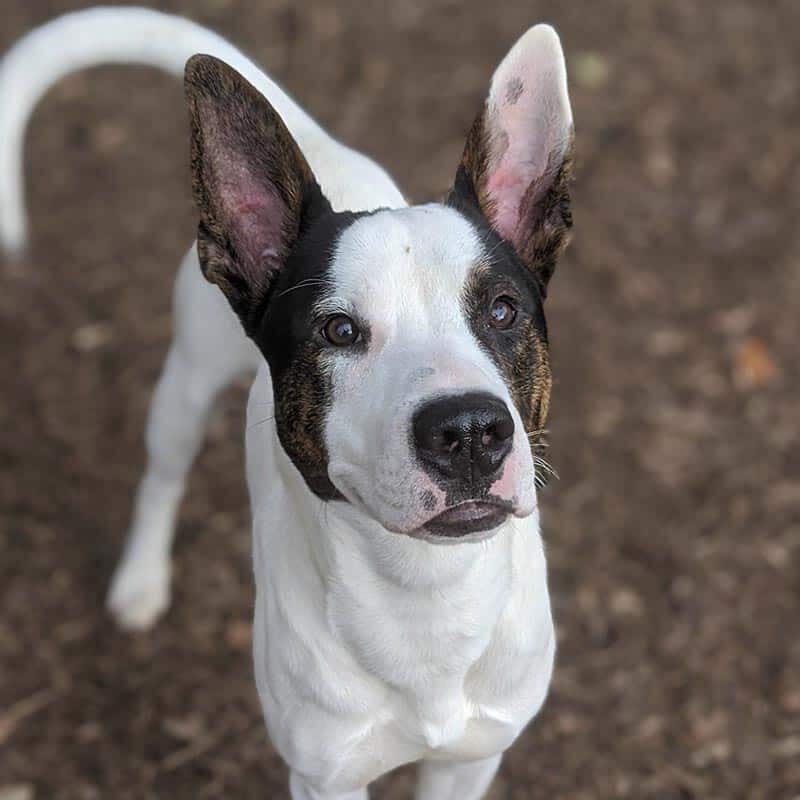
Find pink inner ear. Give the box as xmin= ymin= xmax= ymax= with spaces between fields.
xmin=234 ymin=197 xmax=269 ymax=216
xmin=218 ymin=166 xmax=287 ymax=270
xmin=484 ymin=81 xmax=554 ymax=244
xmin=486 ymin=163 xmax=532 ymax=242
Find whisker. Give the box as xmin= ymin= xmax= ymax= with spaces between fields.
xmin=247 ymin=415 xmax=275 ymax=430
xmin=275 ymin=277 xmax=334 ymax=299
xmin=533 ymin=451 xmax=559 ymax=491
xmin=526 ymin=429 xmax=550 ymax=454
xmin=477 ymin=231 xmax=509 ymax=263
xmin=526 ymin=428 xmax=549 ymax=439
xmin=534 ymin=453 xmax=556 ymax=469
xmin=534 ymin=455 xmax=559 ymax=481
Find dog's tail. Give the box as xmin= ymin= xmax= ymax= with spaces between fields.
xmin=0 ymin=6 xmax=327 ymax=258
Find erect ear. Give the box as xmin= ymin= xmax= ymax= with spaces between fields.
xmin=450 ymin=25 xmax=574 ymax=295
xmin=184 ymin=55 xmax=330 ymax=334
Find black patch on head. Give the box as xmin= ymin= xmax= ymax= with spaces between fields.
xmin=253 ymin=207 xmax=372 ymax=501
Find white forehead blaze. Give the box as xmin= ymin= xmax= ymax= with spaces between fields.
xmin=326 ymin=204 xmax=486 ymax=335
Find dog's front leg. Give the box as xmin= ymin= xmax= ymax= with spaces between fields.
xmin=106 ymin=342 xmax=220 ymax=629
xmin=108 ymin=331 xmax=249 ymax=629
xmin=289 ymin=772 xmax=368 ymax=800
xmin=415 ymin=755 xmax=502 ymax=800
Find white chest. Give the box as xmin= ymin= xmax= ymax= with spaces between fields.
xmin=250 ymin=502 xmax=554 ymax=793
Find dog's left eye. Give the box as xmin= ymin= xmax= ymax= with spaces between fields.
xmin=322 ymin=314 xmax=361 ymax=347
xmin=488 ymin=296 xmax=517 ymax=330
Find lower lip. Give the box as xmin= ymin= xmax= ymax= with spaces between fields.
xmin=422 ymin=501 xmax=510 ymax=539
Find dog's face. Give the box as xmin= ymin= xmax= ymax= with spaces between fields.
xmin=185 ymin=26 xmax=573 ymax=541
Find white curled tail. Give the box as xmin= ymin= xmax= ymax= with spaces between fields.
xmin=0 ymin=5 xmax=329 ymax=257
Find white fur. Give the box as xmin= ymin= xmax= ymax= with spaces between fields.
xmin=2 ymin=9 xmax=569 ymax=799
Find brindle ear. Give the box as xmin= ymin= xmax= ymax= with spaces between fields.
xmin=184 ymin=54 xmax=330 ymax=333
xmin=449 ymin=25 xmax=574 ymax=295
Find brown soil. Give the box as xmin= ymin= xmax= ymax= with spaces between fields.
xmin=1 ymin=1 xmax=799 ymax=798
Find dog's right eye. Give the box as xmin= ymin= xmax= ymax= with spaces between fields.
xmin=322 ymin=314 xmax=361 ymax=347
xmin=488 ymin=296 xmax=517 ymax=330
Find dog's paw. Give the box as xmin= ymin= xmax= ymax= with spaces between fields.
xmin=107 ymin=557 xmax=171 ymax=632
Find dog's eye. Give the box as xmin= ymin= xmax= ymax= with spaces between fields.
xmin=489 ymin=297 xmax=517 ymax=330
xmin=322 ymin=314 xmax=361 ymax=347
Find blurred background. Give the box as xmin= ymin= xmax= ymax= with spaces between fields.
xmin=1 ymin=1 xmax=798 ymax=798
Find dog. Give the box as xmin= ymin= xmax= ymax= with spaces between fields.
xmin=1 ymin=7 xmax=574 ymax=798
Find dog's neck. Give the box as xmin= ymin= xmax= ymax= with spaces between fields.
xmin=275 ymin=430 xmax=519 ymax=589
xmin=318 ymin=495 xmax=518 ymax=590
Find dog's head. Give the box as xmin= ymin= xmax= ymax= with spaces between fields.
xmin=184 ymin=26 xmax=573 ymax=542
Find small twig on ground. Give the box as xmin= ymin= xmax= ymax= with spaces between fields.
xmin=161 ymin=725 xmax=230 ymax=773
xmin=0 ymin=685 xmax=62 ymax=745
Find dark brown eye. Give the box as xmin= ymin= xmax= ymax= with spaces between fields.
xmin=489 ymin=296 xmax=517 ymax=329
xmin=322 ymin=314 xmax=360 ymax=347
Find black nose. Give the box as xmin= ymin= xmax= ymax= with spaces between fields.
xmin=412 ymin=392 xmax=514 ymax=484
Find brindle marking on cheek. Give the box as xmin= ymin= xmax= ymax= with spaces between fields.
xmin=511 ymin=317 xmax=552 ymax=437
xmin=462 ymin=262 xmax=552 ymax=452
xmin=255 ymin=209 xmax=372 ymax=501
xmin=273 ymin=342 xmax=340 ymax=500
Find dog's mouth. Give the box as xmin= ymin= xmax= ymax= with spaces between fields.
xmin=418 ymin=499 xmax=512 ymax=542
xmin=328 ymin=467 xmax=520 ymax=542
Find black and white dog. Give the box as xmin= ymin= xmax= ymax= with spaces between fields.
xmin=1 ymin=8 xmax=574 ymax=798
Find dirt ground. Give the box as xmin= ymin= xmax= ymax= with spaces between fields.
xmin=1 ymin=1 xmax=798 ymax=798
